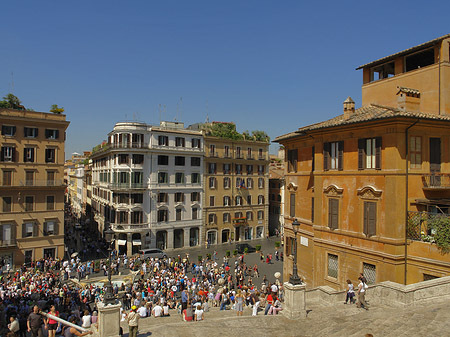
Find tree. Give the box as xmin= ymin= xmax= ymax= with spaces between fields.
xmin=50 ymin=104 xmax=65 ymax=114
xmin=252 ymin=130 xmax=270 ymax=142
xmin=0 ymin=93 xmax=24 ymax=110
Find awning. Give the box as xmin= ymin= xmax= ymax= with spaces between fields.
xmin=132 ymin=240 xmax=142 ymax=246
xmin=117 ymin=239 xmax=127 ymax=246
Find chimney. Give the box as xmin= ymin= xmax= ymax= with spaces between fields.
xmin=343 ymin=97 xmax=355 ymax=119
xmin=397 ymin=87 xmax=420 ymax=112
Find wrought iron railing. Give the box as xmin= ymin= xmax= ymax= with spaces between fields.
xmin=19 ymin=179 xmax=64 ymax=187
xmin=109 ymin=182 xmax=146 ymax=189
xmin=407 ymin=211 xmax=450 ymax=242
xmin=422 ymin=174 xmax=450 ymax=189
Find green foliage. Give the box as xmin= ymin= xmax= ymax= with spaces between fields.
xmin=50 ymin=104 xmax=65 ymax=114
xmin=275 ymin=241 xmax=281 ymax=248
xmin=226 ymin=250 xmax=231 ymax=257
xmin=233 ymin=249 xmax=238 ymax=256
xmin=255 ymin=245 xmax=261 ymax=251
xmin=208 ymin=122 xmax=243 ymax=140
xmin=252 ymin=130 xmax=270 ymax=142
xmin=94 ymin=260 xmax=100 ymax=270
xmin=243 ymin=130 xmax=251 ymax=139
xmin=0 ymin=93 xmax=24 ymax=110
xmin=206 ymin=253 xmax=211 ymax=260
xmin=198 ymin=255 xmax=202 ymax=262
xmin=428 ymin=216 xmax=450 ymax=254
xmin=244 ymin=247 xmax=249 ymax=253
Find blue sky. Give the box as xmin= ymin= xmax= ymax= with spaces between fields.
xmin=1 ymin=1 xmax=449 ymax=158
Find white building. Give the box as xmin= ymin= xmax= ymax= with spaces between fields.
xmin=91 ymin=121 xmax=204 ymax=255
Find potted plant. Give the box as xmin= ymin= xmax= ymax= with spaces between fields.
xmin=226 ymin=250 xmax=231 ymax=257
xmin=275 ymin=241 xmax=281 ymax=249
xmin=255 ymin=245 xmax=262 ymax=252
xmin=198 ymin=255 xmax=202 ymax=262
xmin=244 ymin=247 xmax=249 ymax=254
xmin=233 ymin=249 xmax=238 ymax=256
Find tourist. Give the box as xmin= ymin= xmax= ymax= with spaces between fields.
xmin=8 ymin=315 xmax=20 ymax=336
xmin=152 ymin=303 xmax=163 ymax=318
xmin=28 ymin=305 xmax=47 ymax=337
xmin=264 ymin=292 xmax=274 ymax=315
xmin=268 ymin=297 xmax=283 ymax=315
xmin=47 ymin=305 xmax=60 ymax=337
xmin=126 ymin=306 xmax=139 ymax=337
xmin=356 ymin=276 xmax=369 ymax=310
xmin=235 ymin=289 xmax=245 ymax=316
xmin=137 ymin=305 xmax=147 ymax=318
xmin=194 ymin=305 xmax=204 ymax=321
xmin=81 ymin=310 xmax=92 ymax=328
xmin=63 ymin=316 xmax=93 ymax=337
xmin=344 ymin=279 xmax=355 ymax=304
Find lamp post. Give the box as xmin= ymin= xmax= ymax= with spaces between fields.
xmin=289 ymin=219 xmax=302 ymax=285
xmin=103 ymin=226 xmax=115 ymax=305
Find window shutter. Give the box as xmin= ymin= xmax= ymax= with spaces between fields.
xmin=312 ymin=146 xmax=315 ymax=171
xmin=338 ymin=141 xmax=344 ymax=171
xmin=0 ymin=225 xmax=3 ymax=241
xmin=12 ymin=148 xmax=16 ymax=162
xmin=375 ymin=137 xmax=382 ymax=170
xmin=23 ymin=150 xmax=26 ymax=162
xmin=31 ymin=149 xmax=35 ymax=162
xmin=33 ymin=223 xmax=38 ymax=237
xmin=1 ymin=148 xmax=4 ymax=161
xmin=290 ymin=193 xmax=296 ymax=217
xmin=22 ymin=223 xmax=26 ymax=238
xmin=323 ymin=142 xmax=330 ymax=171
xmin=358 ymin=139 xmax=365 ymax=170
xmin=12 ymin=126 xmax=16 ymax=135
xmin=368 ymin=202 xmax=377 ymax=236
xmin=363 ymin=202 xmax=369 ymax=235
xmin=293 ymin=150 xmax=298 ymax=172
xmin=35 ymin=128 xmax=38 ymax=137
xmin=329 ymin=199 xmax=338 ymax=229
xmin=55 ymin=130 xmax=59 ymax=139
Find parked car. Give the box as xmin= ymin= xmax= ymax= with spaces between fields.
xmin=236 ymin=243 xmax=256 ymax=254
xmin=139 ymin=248 xmax=167 ymax=259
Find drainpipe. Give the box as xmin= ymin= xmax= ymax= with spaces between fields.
xmin=405 ymin=119 xmax=419 ymax=285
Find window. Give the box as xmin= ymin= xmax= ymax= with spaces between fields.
xmin=405 ymin=48 xmax=435 ymax=72
xmin=246 ymin=165 xmax=253 ymax=175
xmin=223 ymin=163 xmax=231 ymax=174
xmin=131 ymin=211 xmax=143 ymax=224
xmin=176 ymin=208 xmax=182 ymax=221
xmin=23 ymin=223 xmax=35 ymax=238
xmin=290 ymin=193 xmax=295 ymax=217
xmin=235 ymin=212 xmax=243 ymax=219
xmin=119 ymin=172 xmax=129 ymax=183
xmin=158 ymin=155 xmax=168 ymax=165
xmin=175 ymin=137 xmax=185 ymax=147
xmin=158 ymin=172 xmax=168 ymax=184
xmin=46 ymin=195 xmax=55 ymax=211
xmin=224 ymin=145 xmax=230 ymax=157
xmin=191 ymin=173 xmax=200 ymax=184
xmin=133 ymin=154 xmax=144 ymax=164
xmin=236 ymin=147 xmax=242 ymax=158
xmin=258 ymin=178 xmax=264 ymax=189
xmin=327 ymin=254 xmax=338 ymax=278
xmin=358 ymin=138 xmax=381 ymax=170
xmin=3 ymin=170 xmax=12 ymax=186
xmin=410 ymin=136 xmax=422 ymax=168
xmin=45 ymin=129 xmax=59 ymax=139
xmin=118 ymin=154 xmax=129 ymax=164
xmin=257 ymin=210 xmax=264 ymax=220
xmin=209 ymin=177 xmax=216 ymax=189
xmin=370 ymin=61 xmax=395 ymax=81
xmin=363 ymin=263 xmax=376 ymax=285
xmin=1 ymin=146 xmax=15 ymax=162
xmin=209 ymin=144 xmax=216 ymax=156
xmin=235 ymin=164 xmax=242 ymax=174
xmin=258 ymin=148 xmax=264 ymax=159
xmin=235 ymin=196 xmax=242 ymax=206
xmin=192 ymin=138 xmax=201 ymax=148
xmin=208 ymin=213 xmax=217 ymax=224
xmin=158 ymin=193 xmax=168 ymax=203
xmin=191 ymin=192 xmax=200 ymax=202
xmin=191 ymin=157 xmax=201 ymax=166
xmin=23 ymin=148 xmax=35 ymax=162
xmin=45 ymin=148 xmax=56 ymax=163
xmin=323 ymin=141 xmax=343 ymax=171
xmin=25 ymin=171 xmax=34 ymax=186
xmin=258 ymin=195 xmax=265 ymax=205
xmin=192 ymin=207 xmax=198 ymax=220
xmin=363 ymin=201 xmax=377 ymax=237
xmin=24 ymin=127 xmax=38 ymax=138
xmin=175 ymin=173 xmax=185 ymax=184
xmin=247 ymin=195 xmax=252 ymax=205
xmin=2 ymin=196 xmax=11 ymax=212
xmin=44 ymin=221 xmax=56 ymax=236
xmin=246 ymin=211 xmax=253 ymax=221
xmin=246 ymin=178 xmax=253 ymax=189
xmin=2 ymin=125 xmax=16 ymax=136
xmin=328 ymin=198 xmax=339 ymax=229
xmin=236 ymin=177 xmax=242 ymax=188
xmin=175 ymin=156 xmax=185 ymax=166
xmin=174 ymin=192 xmax=184 ymax=203
xmin=158 ymin=209 xmax=168 ymax=222
xmin=1 ymin=224 xmax=12 ymax=243
xmin=208 ymin=163 xmax=216 ymax=174
xmin=247 ymin=147 xmax=252 ymax=159
xmin=158 ymin=135 xmax=168 ymax=146
xmin=223 ymin=196 xmax=231 ymax=206
xmin=25 ymin=196 xmax=34 ymax=212
xmin=223 ymin=177 xmax=231 ymax=189
xmin=209 ymin=196 xmax=215 ymax=206
xmin=117 ymin=211 xmax=129 ymax=224
xmin=287 ymin=149 xmax=298 ymax=172
xmin=258 ymin=165 xmax=264 ymax=175
xmin=131 ymin=194 xmax=143 ymax=203
xmin=223 ymin=213 xmax=231 ymax=223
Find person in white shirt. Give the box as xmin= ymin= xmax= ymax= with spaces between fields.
xmin=81 ymin=310 xmax=92 ymax=328
xmin=194 ymin=305 xmax=204 ymax=321
xmin=137 ymin=305 xmax=148 ymax=318
xmin=152 ymin=304 xmax=162 ymax=317
xmin=162 ymin=304 xmax=170 ymax=317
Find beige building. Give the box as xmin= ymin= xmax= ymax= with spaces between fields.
xmin=0 ymin=109 xmax=69 ymax=266
xmin=202 ymin=126 xmax=270 ymax=245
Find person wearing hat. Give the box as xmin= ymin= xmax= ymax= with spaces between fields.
xmin=126 ymin=306 xmax=139 ymax=337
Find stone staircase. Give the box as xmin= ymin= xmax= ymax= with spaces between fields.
xmin=118 ymin=298 xmax=450 ymax=337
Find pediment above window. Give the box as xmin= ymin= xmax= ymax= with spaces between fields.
xmin=357 ymin=185 xmax=382 ymax=198
xmin=287 ymin=182 xmax=298 ymax=191
xmin=323 ymin=184 xmax=344 ymax=196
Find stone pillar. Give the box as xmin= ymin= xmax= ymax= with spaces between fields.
xmin=184 ymin=227 xmax=191 ymax=247
xmin=282 ymin=282 xmax=307 ymax=319
xmin=167 ymin=229 xmax=174 ymax=249
xmin=126 ymin=233 xmax=133 ymax=256
xmin=97 ymin=301 xmax=121 ymax=337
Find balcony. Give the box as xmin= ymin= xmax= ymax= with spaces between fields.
xmin=422 ymin=174 xmax=450 ymax=190
xmin=236 ymin=154 xmax=244 ymax=159
xmin=111 ymin=142 xmax=148 ymax=149
xmin=407 ymin=211 xmax=450 ymax=250
xmin=0 ymin=239 xmax=16 ymax=247
xmin=224 ymin=153 xmax=233 ymax=159
xmin=18 ymin=179 xmax=65 ymax=187
xmin=109 ymin=182 xmax=146 ymax=190
xmin=209 ymin=151 xmax=219 ymax=158
xmin=111 ymin=224 xmax=149 ymax=232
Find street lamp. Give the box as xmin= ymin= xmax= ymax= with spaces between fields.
xmin=289 ymin=219 xmax=302 ymax=285
xmin=103 ymin=225 xmax=115 ymax=305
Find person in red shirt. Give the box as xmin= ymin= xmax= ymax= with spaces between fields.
xmin=46 ymin=305 xmax=59 ymax=337
xmin=264 ymin=293 xmax=273 ymax=315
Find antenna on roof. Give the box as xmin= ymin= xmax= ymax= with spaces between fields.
xmin=159 ymin=104 xmax=161 ymax=123
xmin=179 ymin=97 xmax=182 ymax=122
xmin=205 ymin=100 xmax=209 ymax=123
xmin=10 ymin=72 xmax=14 ymax=93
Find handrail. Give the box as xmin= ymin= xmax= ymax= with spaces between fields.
xmin=40 ymin=312 xmax=89 ymax=333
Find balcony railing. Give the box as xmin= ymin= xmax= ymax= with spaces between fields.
xmin=422 ymin=174 xmax=450 ymax=189
xmin=19 ymin=179 xmax=65 ymax=187
xmin=224 ymin=153 xmax=232 ymax=159
xmin=247 ymin=155 xmax=254 ymax=160
xmin=111 ymin=224 xmax=149 ymax=231
xmin=209 ymin=151 xmax=219 ymax=157
xmin=407 ymin=211 xmax=449 ymax=242
xmin=109 ymin=182 xmax=146 ymax=190
xmin=0 ymin=239 xmax=16 ymax=247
